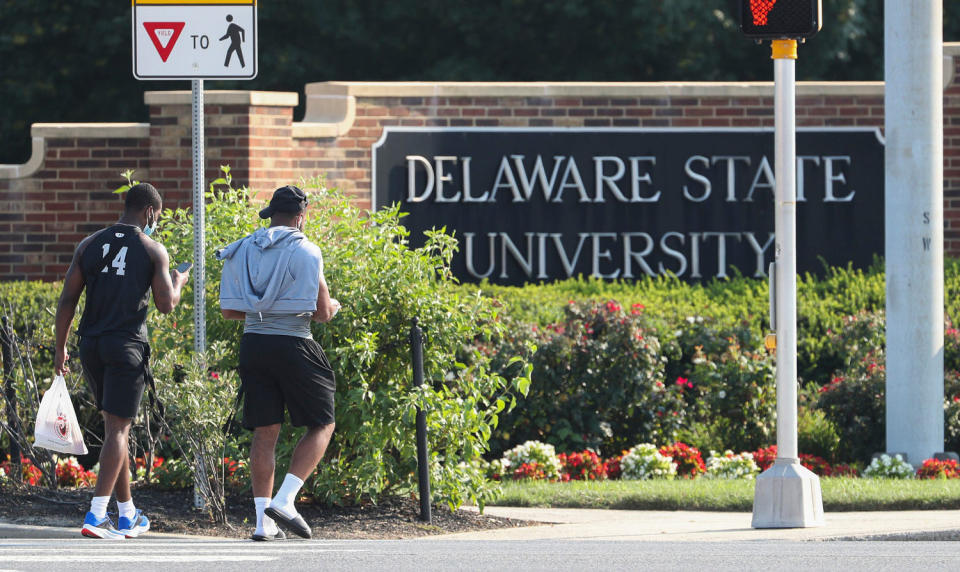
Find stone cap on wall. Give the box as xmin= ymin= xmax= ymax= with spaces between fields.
xmin=31 ymin=122 xmax=149 ymax=139
xmin=143 ymin=90 xmax=298 ymax=107
xmin=305 ymin=80 xmax=885 ymax=98
xmin=0 ymin=123 xmax=149 ymax=179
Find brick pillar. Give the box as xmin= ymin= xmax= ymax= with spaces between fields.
xmin=144 ymin=90 xmax=298 ymax=202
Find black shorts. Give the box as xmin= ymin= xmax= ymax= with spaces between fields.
xmin=78 ymin=335 xmax=149 ymax=419
xmin=238 ymin=334 xmax=336 ymax=429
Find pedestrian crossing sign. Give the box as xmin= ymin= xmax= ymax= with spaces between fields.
xmin=132 ymin=0 xmax=258 ymax=80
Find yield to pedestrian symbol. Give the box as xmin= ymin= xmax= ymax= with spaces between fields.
xmin=132 ymin=0 xmax=257 ymax=80
xmin=220 ymin=15 xmax=245 ymax=68
xmin=143 ymin=22 xmax=185 ymax=63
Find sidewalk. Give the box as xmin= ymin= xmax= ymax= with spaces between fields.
xmin=449 ymin=506 xmax=960 ymax=542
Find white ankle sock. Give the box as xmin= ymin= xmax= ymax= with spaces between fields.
xmin=90 ymin=496 xmax=110 ymax=520
xmin=270 ymin=473 xmax=304 ymax=515
xmin=254 ymin=497 xmax=277 ymax=535
xmin=117 ymin=499 xmax=136 ymax=521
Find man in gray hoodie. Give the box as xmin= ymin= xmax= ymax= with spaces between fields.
xmin=217 ymin=185 xmax=340 ymax=541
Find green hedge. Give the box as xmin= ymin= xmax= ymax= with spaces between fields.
xmin=7 ymin=255 xmax=960 ymax=469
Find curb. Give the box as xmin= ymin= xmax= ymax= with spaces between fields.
xmin=0 ymin=521 xmax=225 ymax=541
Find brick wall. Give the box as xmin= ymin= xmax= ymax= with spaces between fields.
xmin=1 ymin=44 xmax=958 ymax=281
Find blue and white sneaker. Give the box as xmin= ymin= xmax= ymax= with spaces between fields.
xmin=117 ymin=509 xmax=150 ymax=538
xmin=80 ymin=512 xmax=125 ymax=540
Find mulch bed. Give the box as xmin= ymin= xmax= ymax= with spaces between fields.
xmin=0 ymin=483 xmax=531 ymax=539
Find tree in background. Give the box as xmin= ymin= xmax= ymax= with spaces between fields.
xmin=1 ymin=1 xmax=957 ymax=163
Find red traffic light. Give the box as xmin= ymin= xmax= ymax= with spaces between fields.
xmin=740 ymin=0 xmax=821 ymax=39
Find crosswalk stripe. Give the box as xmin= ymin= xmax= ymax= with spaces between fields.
xmin=4 ymin=555 xmax=276 ymax=563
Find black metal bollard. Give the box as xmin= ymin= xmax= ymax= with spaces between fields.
xmin=409 ymin=318 xmax=431 ymax=524
xmin=1 ymin=317 xmax=20 ymax=481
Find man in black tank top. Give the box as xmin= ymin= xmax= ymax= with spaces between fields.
xmin=54 ymin=183 xmax=190 ymax=539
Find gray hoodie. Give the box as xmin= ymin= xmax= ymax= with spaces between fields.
xmin=217 ymin=226 xmax=324 ymax=315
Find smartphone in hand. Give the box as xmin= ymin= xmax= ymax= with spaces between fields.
xmin=174 ymin=261 xmax=193 ymax=273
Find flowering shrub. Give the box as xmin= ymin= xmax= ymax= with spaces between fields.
xmin=944 ymin=371 xmax=960 ymax=454
xmin=603 ymin=453 xmax=623 ymax=480
xmin=829 ymin=463 xmax=860 ymax=477
xmin=799 ymin=454 xmax=834 ymax=476
xmin=916 ymin=458 xmax=960 ymax=480
xmin=558 ymin=450 xmax=607 ymax=481
xmin=704 ymin=450 xmax=759 ymax=480
xmin=658 ymin=442 xmax=705 ymax=479
xmin=863 ymin=454 xmax=914 ymax=479
xmin=816 ymin=312 xmax=886 ymax=463
xmin=665 ymin=316 xmax=776 ymax=454
xmin=223 ymin=457 xmax=250 ymax=491
xmin=152 ymin=457 xmax=194 ymax=490
xmin=490 ymin=300 xmax=683 ymax=456
xmin=750 ymin=445 xmax=858 ymax=477
xmin=478 ymin=458 xmax=507 ymax=481
xmin=751 ymin=445 xmax=777 ymax=471
xmin=512 ymin=462 xmax=549 ymax=481
xmin=501 ymin=441 xmax=562 ymax=481
xmin=0 ymin=455 xmax=44 ymax=486
xmin=620 ymin=443 xmax=676 ymax=480
xmin=134 ymin=456 xmax=164 ymax=483
xmin=55 ymin=456 xmax=96 ymax=488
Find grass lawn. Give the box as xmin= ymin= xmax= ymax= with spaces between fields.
xmin=491 ymin=478 xmax=960 ymax=511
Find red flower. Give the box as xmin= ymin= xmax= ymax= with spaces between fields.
xmin=659 ymin=442 xmax=706 ymax=478
xmin=752 ymin=445 xmax=778 ymax=471
xmin=917 ymin=458 xmax=960 ymax=480
xmin=558 ymin=449 xmax=607 ymax=481
xmin=603 ymin=454 xmax=624 ymax=480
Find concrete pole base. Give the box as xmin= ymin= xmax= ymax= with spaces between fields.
xmin=751 ymin=458 xmax=824 ymax=528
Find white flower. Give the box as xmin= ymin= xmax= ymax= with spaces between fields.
xmin=864 ymin=454 xmax=914 ymax=479
xmin=500 ymin=440 xmax=562 ymax=480
xmin=621 ymin=444 xmax=677 ymax=480
xmin=718 ymin=390 xmax=726 ymax=399
xmin=704 ymin=450 xmax=759 ymax=479
xmin=598 ymin=421 xmax=613 ymax=438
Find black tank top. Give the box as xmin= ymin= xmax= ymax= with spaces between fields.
xmin=77 ymin=224 xmax=154 ymax=342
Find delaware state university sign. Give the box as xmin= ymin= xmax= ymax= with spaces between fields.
xmin=372 ymin=128 xmax=884 ymax=285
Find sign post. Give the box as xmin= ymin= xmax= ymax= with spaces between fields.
xmin=132 ymin=0 xmax=257 ymax=508
xmin=740 ymin=0 xmax=824 ymax=528
xmin=191 ymin=79 xmax=206 ymax=355
xmin=132 ymin=0 xmax=257 ymax=353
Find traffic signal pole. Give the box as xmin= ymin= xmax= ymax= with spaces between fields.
xmin=772 ymin=39 xmax=799 ymax=464
xmin=884 ymin=0 xmax=944 ymax=466
xmin=751 ymin=39 xmax=825 ymax=529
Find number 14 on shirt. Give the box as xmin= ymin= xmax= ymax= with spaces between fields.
xmin=101 ymin=244 xmax=129 ymax=276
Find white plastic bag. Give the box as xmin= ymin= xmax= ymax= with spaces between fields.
xmin=33 ymin=375 xmax=87 ymax=455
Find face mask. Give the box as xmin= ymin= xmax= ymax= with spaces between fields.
xmin=143 ymin=210 xmax=156 ymax=237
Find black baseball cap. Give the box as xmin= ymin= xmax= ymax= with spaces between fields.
xmin=259 ymin=185 xmax=309 ymax=219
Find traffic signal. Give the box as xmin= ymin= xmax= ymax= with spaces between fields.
xmin=740 ymin=0 xmax=822 ymax=39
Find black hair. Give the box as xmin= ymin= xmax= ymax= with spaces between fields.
xmin=125 ymin=183 xmax=162 ymax=213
